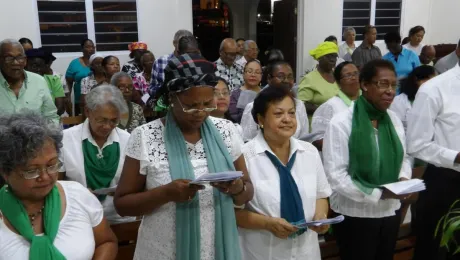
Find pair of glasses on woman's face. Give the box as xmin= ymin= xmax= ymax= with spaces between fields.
xmin=19 ymin=161 xmax=62 ymax=180
xmin=175 ymin=95 xmax=217 ymax=114
xmin=372 ymin=80 xmax=398 ymax=91
xmin=214 ymin=91 xmax=230 ymax=98
xmin=341 ymin=71 xmax=360 ymax=80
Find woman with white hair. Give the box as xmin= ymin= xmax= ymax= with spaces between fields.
xmin=59 ymin=85 xmax=136 ymax=224
xmin=111 ymin=72 xmax=146 ymax=133
xmin=339 ymin=27 xmax=357 ymax=61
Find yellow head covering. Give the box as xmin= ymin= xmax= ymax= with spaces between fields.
xmin=309 ymin=42 xmax=339 ymax=60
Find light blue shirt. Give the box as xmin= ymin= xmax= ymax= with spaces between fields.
xmin=383 ymin=48 xmax=421 ymax=79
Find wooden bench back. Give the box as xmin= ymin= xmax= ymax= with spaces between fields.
xmin=111 ymin=220 xmax=141 ymax=260
xmin=61 ymin=115 xmax=84 ymax=126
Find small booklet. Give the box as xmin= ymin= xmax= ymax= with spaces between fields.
xmin=381 ymin=179 xmax=426 ymax=195
xmin=190 ymin=171 xmax=243 ymax=185
xmin=141 ymin=93 xmax=151 ymax=104
xmin=93 ymin=186 xmax=117 ymax=195
xmin=236 ymin=90 xmax=258 ymax=109
xmin=292 ymin=215 xmax=345 ymax=228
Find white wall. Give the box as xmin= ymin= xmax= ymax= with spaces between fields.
xmin=0 ymin=0 xmax=193 ymax=75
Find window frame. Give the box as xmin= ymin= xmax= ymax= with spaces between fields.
xmin=341 ymin=0 xmax=404 ymax=44
xmin=33 ymin=0 xmax=140 ymax=57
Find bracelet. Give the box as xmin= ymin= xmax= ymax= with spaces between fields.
xmin=232 ymin=181 xmax=246 ymax=196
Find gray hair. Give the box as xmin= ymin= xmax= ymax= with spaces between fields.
xmin=219 ymin=38 xmax=237 ymax=52
xmin=0 ymin=39 xmax=24 ymax=56
xmin=243 ymin=40 xmax=257 ymax=52
xmin=110 ymin=71 xmax=132 ymax=86
xmin=173 ymin=29 xmax=193 ymax=43
xmin=85 ymin=84 xmax=128 ymax=114
xmin=343 ymin=27 xmax=356 ymax=37
xmin=0 ymin=112 xmax=63 ymax=176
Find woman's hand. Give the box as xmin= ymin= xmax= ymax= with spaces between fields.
xmin=166 ymin=179 xmax=205 ymax=203
xmin=265 ymin=217 xmax=298 ymax=239
xmin=309 ymin=213 xmax=329 ymax=234
xmin=211 ymin=178 xmax=244 ymax=196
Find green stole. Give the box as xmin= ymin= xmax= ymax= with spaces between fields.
xmin=82 ymin=139 xmax=120 ymax=201
xmin=337 ymin=90 xmax=353 ymax=106
xmin=0 ymin=185 xmax=65 ymax=260
xmin=163 ymin=112 xmax=241 ymax=260
xmin=348 ymin=96 xmax=404 ymax=194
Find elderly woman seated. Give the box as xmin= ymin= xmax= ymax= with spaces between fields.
xmin=0 ymin=112 xmax=117 ymax=259
xmin=111 ymin=72 xmax=146 ymax=133
xmin=59 ymin=85 xmax=136 ymax=224
xmin=237 ymin=85 xmax=332 ymax=260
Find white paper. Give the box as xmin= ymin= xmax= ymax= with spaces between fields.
xmin=141 ymin=93 xmax=150 ymax=104
xmin=381 ymin=179 xmax=426 ymax=195
xmin=293 ymin=215 xmax=345 ymax=228
xmin=93 ymin=186 xmax=117 ymax=195
xmin=190 ymin=171 xmax=243 ymax=185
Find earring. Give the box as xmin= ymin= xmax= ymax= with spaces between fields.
xmin=259 ymin=124 xmax=264 ymax=129
xmin=170 ymin=104 xmax=174 ymax=107
xmin=362 ymin=88 xmax=367 ymax=92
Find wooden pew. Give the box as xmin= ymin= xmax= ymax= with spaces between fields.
xmin=61 ymin=115 xmax=84 ymax=126
xmin=111 ymin=220 xmax=141 ymax=260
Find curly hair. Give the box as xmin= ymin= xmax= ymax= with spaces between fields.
xmin=0 ymin=112 xmax=63 ymax=176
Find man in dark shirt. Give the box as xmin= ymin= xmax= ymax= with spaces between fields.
xmin=352 ymin=25 xmax=382 ymax=69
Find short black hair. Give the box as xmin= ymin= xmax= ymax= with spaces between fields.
xmin=266 ymin=60 xmax=291 ymax=76
xmin=384 ymin=32 xmax=402 ymax=44
xmin=236 ymin=38 xmax=245 ymax=43
xmin=409 ymin=26 xmax=425 ymax=37
xmin=251 ymin=84 xmax=296 ymax=124
xmin=266 ymin=48 xmax=284 ymax=64
xmin=400 ymin=65 xmax=435 ymax=101
xmin=333 ymin=61 xmax=354 ymax=82
xmin=102 ymin=55 xmax=118 ymax=67
xmin=364 ymin=25 xmax=376 ymax=35
xmin=324 ymin=35 xmax=338 ymax=42
xmin=18 ymin=38 xmax=33 ymax=46
xmin=178 ymin=36 xmax=199 ymax=55
xmin=81 ymin=38 xmax=93 ymax=48
xmin=359 ymin=59 xmax=396 ymax=84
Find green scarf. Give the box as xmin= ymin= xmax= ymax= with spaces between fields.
xmin=82 ymin=139 xmax=120 ymax=201
xmin=164 ymin=112 xmax=241 ymax=260
xmin=348 ymin=96 xmax=404 ymax=194
xmin=337 ymin=90 xmax=353 ymax=106
xmin=0 ymin=185 xmax=65 ymax=260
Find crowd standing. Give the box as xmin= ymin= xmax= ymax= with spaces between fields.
xmin=0 ymin=24 xmax=460 ymax=260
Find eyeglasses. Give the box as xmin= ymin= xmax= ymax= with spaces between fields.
xmin=245 ymin=70 xmax=262 ymax=75
xmin=272 ymin=74 xmax=295 ymax=82
xmin=372 ymin=80 xmax=398 ymax=91
xmin=248 ymin=48 xmax=260 ymax=53
xmin=214 ymin=91 xmax=230 ymax=98
xmin=2 ymin=55 xmax=26 ymax=64
xmin=341 ymin=71 xmax=360 ymax=80
xmin=118 ymin=85 xmax=133 ymax=92
xmin=222 ymin=52 xmax=237 ymax=58
xmin=94 ymin=117 xmax=120 ymax=126
xmin=20 ymin=162 xmax=62 ymax=180
xmin=175 ymin=95 xmax=217 ymax=114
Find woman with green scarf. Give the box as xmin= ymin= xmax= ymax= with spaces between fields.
xmin=59 ymin=84 xmax=136 ymax=224
xmin=310 ymin=61 xmax=361 ymax=151
xmin=322 ymin=60 xmax=415 ymax=260
xmin=0 ymin=112 xmax=117 ymax=260
xmin=114 ymin=53 xmax=254 ymax=260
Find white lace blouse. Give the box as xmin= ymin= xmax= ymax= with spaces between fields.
xmin=125 ymin=117 xmax=244 ymax=260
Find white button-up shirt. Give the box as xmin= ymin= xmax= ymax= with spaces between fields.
xmin=311 ymin=96 xmax=349 ymax=142
xmin=239 ymin=133 xmax=332 ymax=260
xmin=240 ymin=99 xmax=310 ymax=142
xmin=59 ymin=120 xmax=135 ymax=223
xmin=389 ymin=93 xmax=412 ymax=131
xmin=407 ymin=64 xmax=460 ymax=172
xmin=339 ymin=42 xmax=356 ymax=61
xmin=322 ymin=104 xmax=412 ymax=218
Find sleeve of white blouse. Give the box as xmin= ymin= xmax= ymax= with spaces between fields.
xmin=240 ymin=102 xmax=259 ymax=142
xmin=70 ymin=182 xmax=104 ymax=227
xmin=296 ymin=100 xmax=310 ymax=138
xmin=390 ymin=113 xmax=413 ymax=180
xmin=124 ymin=127 xmax=150 ymax=175
xmin=322 ymin=118 xmax=382 ymax=205
xmin=311 ymin=103 xmax=334 ymax=142
xmin=228 ymin=122 xmax=244 ymax=161
xmin=313 ymin=147 xmax=332 ymax=199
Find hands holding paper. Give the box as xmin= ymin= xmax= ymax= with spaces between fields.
xmin=265 ymin=217 xmax=298 ymax=239
xmin=309 ymin=213 xmax=329 ymax=234
xmin=381 ymin=178 xmax=424 ymax=201
xmin=211 ymin=178 xmax=244 ymax=196
xmin=166 ymin=179 xmax=205 ymax=203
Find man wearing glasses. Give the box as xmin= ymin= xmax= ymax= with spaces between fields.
xmin=0 ymin=39 xmax=59 ymax=124
xmin=215 ymin=38 xmax=244 ymax=92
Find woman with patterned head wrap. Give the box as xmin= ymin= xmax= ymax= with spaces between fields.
xmin=122 ymin=41 xmax=148 ymax=78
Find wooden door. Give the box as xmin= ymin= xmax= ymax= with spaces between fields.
xmin=273 ymin=0 xmax=298 ymax=77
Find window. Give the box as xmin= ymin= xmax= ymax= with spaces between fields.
xmin=37 ymin=0 xmax=138 ymax=53
xmin=342 ymin=0 xmax=402 ymax=41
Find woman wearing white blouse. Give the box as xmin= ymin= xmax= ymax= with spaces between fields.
xmin=403 ymin=26 xmax=425 ymax=56
xmin=241 ymin=61 xmax=309 ymax=142
xmin=389 ymin=65 xmax=436 ymax=130
xmin=237 ymin=85 xmax=332 ymax=260
xmin=0 ymin=113 xmax=117 ymax=260
xmin=59 ymin=85 xmax=135 ymax=224
xmin=323 ymin=60 xmax=414 ymax=260
xmin=311 ymin=61 xmax=360 ymax=151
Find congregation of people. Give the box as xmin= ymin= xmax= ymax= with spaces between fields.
xmin=0 ymin=23 xmax=460 ymax=260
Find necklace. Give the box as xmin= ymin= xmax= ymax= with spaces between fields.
xmin=28 ymin=206 xmax=45 ymax=227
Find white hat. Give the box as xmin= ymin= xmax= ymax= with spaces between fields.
xmin=89 ymin=53 xmax=104 ymax=64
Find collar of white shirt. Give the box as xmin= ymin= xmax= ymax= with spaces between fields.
xmin=253 ymin=131 xmax=306 ymax=160
xmin=81 ymin=119 xmax=120 ymax=149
